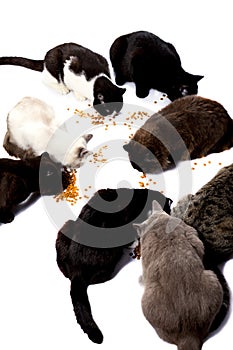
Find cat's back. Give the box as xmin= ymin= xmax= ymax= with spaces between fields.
xmin=160 ymin=95 xmax=230 ymax=120
xmin=7 ymin=96 xmax=56 ymax=127
xmin=140 ymin=95 xmax=232 ymax=138
xmin=142 ymin=218 xmax=203 ymax=275
xmin=182 ymin=164 xmax=233 ymax=229
xmin=45 ymin=42 xmax=110 ymax=77
xmin=119 ymin=31 xmax=176 ymax=55
xmin=141 ymin=218 xmax=223 ymax=336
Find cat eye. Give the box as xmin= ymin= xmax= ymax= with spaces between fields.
xmin=46 ymin=169 xmax=54 ymax=177
xmin=97 ymin=93 xmax=104 ymax=101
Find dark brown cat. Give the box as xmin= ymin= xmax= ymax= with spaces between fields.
xmin=0 ymin=152 xmax=69 ymax=223
xmin=123 ymin=95 xmax=233 ymax=174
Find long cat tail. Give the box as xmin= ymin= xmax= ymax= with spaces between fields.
xmin=207 ymin=265 xmax=230 ymax=333
xmin=70 ymin=275 xmax=104 ymax=344
xmin=0 ymin=56 xmax=44 ymax=71
xmin=178 ymin=336 xmax=202 ymax=350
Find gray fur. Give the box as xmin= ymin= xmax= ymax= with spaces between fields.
xmin=172 ymin=163 xmax=233 ymax=264
xmin=134 ymin=201 xmax=223 ymax=350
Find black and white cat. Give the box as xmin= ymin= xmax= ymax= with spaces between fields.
xmin=110 ymin=31 xmax=203 ymax=101
xmin=0 ymin=42 xmax=126 ymax=116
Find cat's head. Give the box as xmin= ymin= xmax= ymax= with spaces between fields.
xmin=166 ymin=73 xmax=204 ymax=101
xmin=64 ymin=133 xmax=93 ymax=168
xmin=133 ymin=200 xmax=166 ymax=237
xmin=123 ymin=140 xmax=168 ymax=174
xmin=93 ymin=76 xmax=126 ymax=116
xmin=36 ymin=152 xmax=68 ymax=195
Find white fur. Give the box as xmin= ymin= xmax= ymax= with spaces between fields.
xmin=42 ymin=58 xmax=109 ymax=101
xmin=42 ymin=67 xmax=70 ymax=95
xmin=7 ymin=97 xmax=93 ymax=168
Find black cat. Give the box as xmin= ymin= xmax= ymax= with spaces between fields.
xmin=0 ymin=152 xmax=68 ymax=223
xmin=0 ymin=43 xmax=126 ymax=116
xmin=56 ymin=188 xmax=172 ymax=344
xmin=110 ymin=31 xmax=203 ymax=101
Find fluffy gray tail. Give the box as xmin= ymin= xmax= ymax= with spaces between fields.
xmin=0 ymin=56 xmax=43 ymax=71
xmin=70 ymin=275 xmax=103 ymax=344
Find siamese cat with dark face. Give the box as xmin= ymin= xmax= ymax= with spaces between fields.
xmin=124 ymin=95 xmax=233 ymax=174
xmin=0 ymin=43 xmax=126 ymax=116
xmin=110 ymin=30 xmax=203 ymax=100
xmin=3 ymin=96 xmax=93 ymax=168
xmin=134 ymin=201 xmax=223 ymax=350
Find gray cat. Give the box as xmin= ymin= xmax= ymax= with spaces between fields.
xmin=123 ymin=95 xmax=233 ymax=174
xmin=171 ymin=163 xmax=233 ymax=264
xmin=133 ymin=200 xmax=223 ymax=350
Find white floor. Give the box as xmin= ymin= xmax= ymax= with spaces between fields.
xmin=0 ymin=1 xmax=233 ymax=349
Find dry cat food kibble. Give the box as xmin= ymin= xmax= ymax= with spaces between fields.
xmin=89 ymin=145 xmax=108 ymax=165
xmin=54 ymin=167 xmax=79 ymax=205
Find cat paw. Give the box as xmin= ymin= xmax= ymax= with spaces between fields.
xmin=74 ymin=93 xmax=87 ymax=101
xmin=115 ymin=76 xmax=126 ymax=86
xmin=136 ymin=88 xmax=150 ymax=98
xmin=0 ymin=211 xmax=15 ymax=224
xmin=87 ymin=329 xmax=103 ymax=344
xmin=58 ymin=85 xmax=70 ymax=95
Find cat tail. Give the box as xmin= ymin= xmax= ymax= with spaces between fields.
xmin=208 ymin=265 xmax=230 ymax=333
xmin=70 ymin=275 xmax=104 ymax=344
xmin=178 ymin=335 xmax=202 ymax=350
xmin=0 ymin=56 xmax=44 ymax=71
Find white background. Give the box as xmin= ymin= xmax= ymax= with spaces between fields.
xmin=0 ymin=1 xmax=233 ymax=349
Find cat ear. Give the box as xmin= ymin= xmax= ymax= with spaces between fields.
xmin=44 ymin=164 xmax=55 ymax=177
xmin=41 ymin=151 xmax=50 ymax=159
xmin=123 ymin=143 xmax=130 ymax=152
xmin=79 ymin=148 xmax=92 ymax=158
xmin=152 ymin=200 xmax=163 ymax=213
xmin=83 ymin=134 xmax=93 ymax=143
xmin=133 ymin=223 xmax=142 ymax=234
xmin=194 ymin=74 xmax=204 ymax=82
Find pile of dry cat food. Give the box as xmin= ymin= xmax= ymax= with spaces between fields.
xmin=54 ymin=167 xmax=79 ymax=205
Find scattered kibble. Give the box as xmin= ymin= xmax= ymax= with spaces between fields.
xmin=54 ymin=168 xmax=79 ymax=205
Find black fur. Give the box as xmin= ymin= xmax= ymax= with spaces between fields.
xmin=0 ymin=152 xmax=68 ymax=224
xmin=110 ymin=31 xmax=203 ymax=101
xmin=56 ymin=188 xmax=172 ymax=343
xmin=0 ymin=43 xmax=126 ymax=116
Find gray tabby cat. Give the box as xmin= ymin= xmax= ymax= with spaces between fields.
xmin=133 ymin=200 xmax=223 ymax=350
xmin=171 ymin=163 xmax=233 ymax=264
